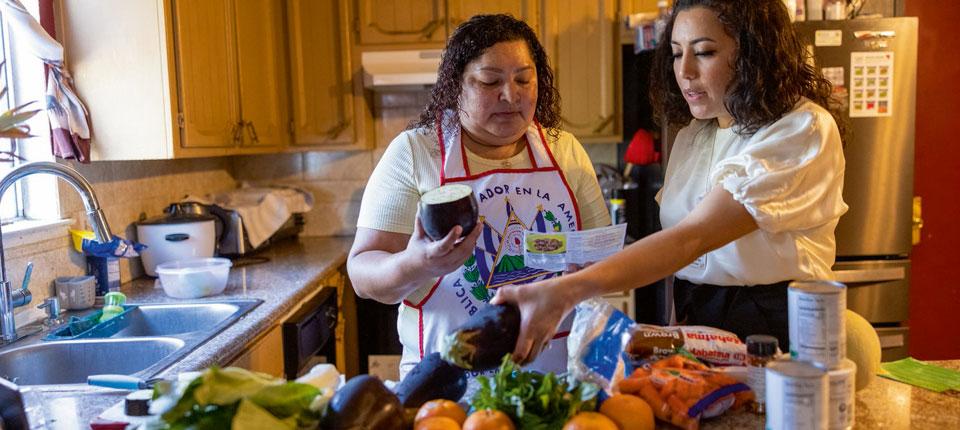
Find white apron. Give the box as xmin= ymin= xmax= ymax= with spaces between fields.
xmin=398 ymin=119 xmax=583 ymax=383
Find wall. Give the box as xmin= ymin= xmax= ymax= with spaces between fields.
xmin=904 ymin=2 xmax=960 ymax=359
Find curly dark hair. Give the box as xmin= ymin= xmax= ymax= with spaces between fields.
xmin=650 ymin=0 xmax=842 ymax=136
xmin=409 ymin=14 xmax=561 ymax=138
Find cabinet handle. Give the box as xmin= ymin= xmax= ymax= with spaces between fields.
xmin=324 ymin=120 xmax=350 ymax=140
xmin=369 ymin=18 xmax=443 ymax=39
xmin=245 ymin=121 xmax=260 ymax=145
xmin=561 ymin=114 xmax=615 ymax=134
xmin=232 ymin=122 xmax=244 ymax=146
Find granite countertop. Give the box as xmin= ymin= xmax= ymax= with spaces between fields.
xmin=21 ymin=236 xmax=353 ymax=430
xmin=667 ymin=360 xmax=960 ymax=430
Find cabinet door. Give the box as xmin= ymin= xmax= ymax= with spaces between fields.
xmin=172 ymin=0 xmax=240 ymax=149
xmin=540 ymin=0 xmax=620 ymax=142
xmin=235 ymin=0 xmax=288 ymax=150
xmin=229 ymin=325 xmax=284 ymax=377
xmin=447 ymin=0 xmax=539 ymax=35
xmin=287 ymin=0 xmax=356 ymax=147
xmin=356 ymin=0 xmax=446 ymax=46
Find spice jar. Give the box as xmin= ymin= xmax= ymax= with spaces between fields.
xmin=746 ymin=334 xmax=779 ymax=414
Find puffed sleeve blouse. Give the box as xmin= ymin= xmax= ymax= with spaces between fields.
xmin=658 ymin=98 xmax=848 ymax=286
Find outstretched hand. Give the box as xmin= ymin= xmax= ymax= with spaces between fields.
xmin=491 ymin=277 xmax=576 ymax=364
xmin=406 ymin=217 xmax=482 ymax=279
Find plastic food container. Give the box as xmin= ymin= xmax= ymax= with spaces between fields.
xmin=155 ymin=257 xmax=232 ymax=299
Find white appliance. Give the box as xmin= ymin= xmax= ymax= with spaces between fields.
xmin=136 ymin=215 xmax=216 ymax=277
xmin=361 ymin=49 xmax=442 ymax=90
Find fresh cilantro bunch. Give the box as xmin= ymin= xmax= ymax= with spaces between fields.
xmin=471 ymin=355 xmax=599 ymax=430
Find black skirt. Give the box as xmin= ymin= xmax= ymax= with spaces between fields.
xmin=673 ymin=278 xmax=791 ymax=352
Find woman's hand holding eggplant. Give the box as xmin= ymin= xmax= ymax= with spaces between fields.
xmin=490 ymin=276 xmax=577 ymax=364
xmin=406 ymin=217 xmax=482 ymax=280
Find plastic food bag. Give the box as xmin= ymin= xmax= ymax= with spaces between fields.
xmin=626 ymin=325 xmax=749 ymax=367
xmin=568 ymin=299 xmax=752 ymax=429
xmin=617 ymin=354 xmax=752 ymax=430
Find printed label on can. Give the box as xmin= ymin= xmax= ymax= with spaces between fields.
xmin=766 ymin=361 xmax=829 ymax=430
xmin=789 ymin=281 xmax=847 ymax=368
xmin=829 ymin=359 xmax=857 ymax=430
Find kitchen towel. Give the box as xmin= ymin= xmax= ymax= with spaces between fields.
xmin=879 ymin=357 xmax=960 ymax=393
xmin=186 ymin=185 xmax=313 ymax=248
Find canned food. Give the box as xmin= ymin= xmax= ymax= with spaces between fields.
xmin=788 ymin=280 xmax=847 ymax=368
xmin=828 ymin=359 xmax=857 ymax=430
xmin=766 ymin=360 xmax=829 ymax=430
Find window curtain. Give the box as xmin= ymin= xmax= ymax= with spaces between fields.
xmin=0 ymin=0 xmax=91 ymax=163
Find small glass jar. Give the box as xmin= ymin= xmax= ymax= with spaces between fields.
xmin=746 ymin=334 xmax=779 ymax=414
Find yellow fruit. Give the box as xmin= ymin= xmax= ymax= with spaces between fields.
xmin=562 ymin=412 xmax=619 ymax=430
xmin=462 ymin=410 xmax=515 ymax=430
xmin=845 ymin=309 xmax=882 ymax=391
xmin=599 ymin=394 xmax=655 ymax=430
xmin=415 ymin=416 xmax=462 ymax=430
xmin=416 ymin=400 xmax=467 ymax=425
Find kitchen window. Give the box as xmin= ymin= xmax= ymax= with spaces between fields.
xmin=0 ymin=0 xmax=60 ymax=231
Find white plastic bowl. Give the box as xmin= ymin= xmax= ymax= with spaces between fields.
xmin=155 ymin=257 xmax=232 ymax=299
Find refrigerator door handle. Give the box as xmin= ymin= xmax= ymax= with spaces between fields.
xmin=833 ymin=267 xmax=906 ymax=284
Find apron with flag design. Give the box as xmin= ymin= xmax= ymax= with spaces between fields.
xmin=399 ymin=117 xmax=582 ymax=381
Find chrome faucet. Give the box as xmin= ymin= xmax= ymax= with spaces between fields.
xmin=0 ymin=162 xmax=113 ymax=343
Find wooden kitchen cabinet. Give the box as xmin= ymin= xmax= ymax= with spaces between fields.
xmin=286 ymin=0 xmax=370 ymax=149
xmin=355 ymin=0 xmax=447 ymax=46
xmin=55 ymin=0 xmax=288 ymax=160
xmin=228 ymin=269 xmax=359 ymax=378
xmin=174 ymin=0 xmax=288 ymax=153
xmin=539 ymin=0 xmax=621 ymax=142
xmin=447 ymin=0 xmax=540 ymax=35
xmin=353 ymin=0 xmax=540 ymax=48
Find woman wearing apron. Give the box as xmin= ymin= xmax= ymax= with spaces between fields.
xmin=494 ymin=0 xmax=848 ymax=361
xmin=348 ymin=15 xmax=610 ymax=384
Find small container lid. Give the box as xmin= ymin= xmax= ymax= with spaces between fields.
xmin=155 ymin=257 xmax=232 ymax=274
xmin=746 ymin=334 xmax=779 ymax=357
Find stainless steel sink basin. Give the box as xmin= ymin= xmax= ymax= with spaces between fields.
xmin=0 ymin=298 xmax=261 ymax=386
xmin=113 ymin=302 xmax=249 ymax=337
xmin=0 ymin=337 xmax=184 ymax=385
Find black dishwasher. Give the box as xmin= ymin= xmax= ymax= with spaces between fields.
xmin=282 ymin=287 xmax=338 ymax=380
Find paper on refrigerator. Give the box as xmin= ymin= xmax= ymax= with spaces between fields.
xmin=523 ymin=224 xmax=627 ymax=272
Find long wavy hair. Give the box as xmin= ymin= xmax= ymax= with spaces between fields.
xmin=650 ymin=0 xmax=842 ymax=136
xmin=409 ymin=14 xmax=561 ymax=138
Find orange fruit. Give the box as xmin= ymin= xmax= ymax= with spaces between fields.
xmin=562 ymin=412 xmax=619 ymax=430
xmin=416 ymin=400 xmax=467 ymax=425
xmin=462 ymin=409 xmax=515 ymax=430
xmin=599 ymin=394 xmax=655 ymax=430
xmin=415 ymin=416 xmax=462 ymax=430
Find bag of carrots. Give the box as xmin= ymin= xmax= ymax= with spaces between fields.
xmin=616 ymin=353 xmax=753 ymax=430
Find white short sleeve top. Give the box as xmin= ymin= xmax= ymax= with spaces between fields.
xmin=658 ymin=98 xmax=848 ymax=286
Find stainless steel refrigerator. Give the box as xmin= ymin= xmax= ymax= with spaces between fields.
xmin=795 ymin=18 xmax=918 ymax=361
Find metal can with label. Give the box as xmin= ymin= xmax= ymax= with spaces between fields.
xmin=788 ymin=280 xmax=847 ymax=368
xmin=766 ymin=360 xmax=829 ymax=430
xmin=828 ymin=359 xmax=857 ymax=430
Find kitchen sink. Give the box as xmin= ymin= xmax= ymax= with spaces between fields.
xmin=113 ymin=302 xmax=252 ymax=337
xmin=0 ymin=299 xmax=261 ymax=386
xmin=0 ymin=337 xmax=184 ymax=385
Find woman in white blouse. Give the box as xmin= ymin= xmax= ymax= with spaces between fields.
xmin=494 ymin=0 xmax=847 ymax=360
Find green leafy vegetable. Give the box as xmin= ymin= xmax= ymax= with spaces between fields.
xmin=145 ymin=366 xmax=323 ymax=430
xmin=470 ymin=355 xmax=598 ymax=430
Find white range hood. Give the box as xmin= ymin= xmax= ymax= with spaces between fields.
xmin=361 ymin=49 xmax=442 ymax=90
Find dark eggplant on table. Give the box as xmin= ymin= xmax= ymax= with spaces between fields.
xmin=440 ymin=304 xmax=521 ymax=371
xmin=320 ymin=375 xmax=404 ymax=430
xmin=393 ymin=352 xmax=468 ymax=408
